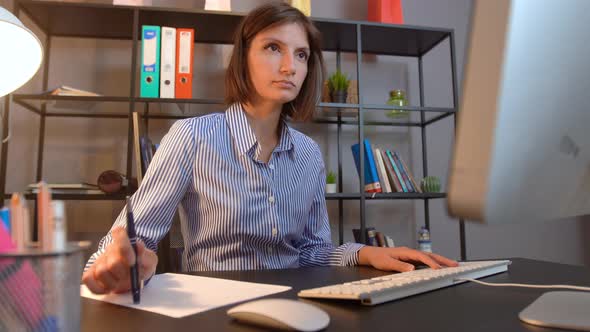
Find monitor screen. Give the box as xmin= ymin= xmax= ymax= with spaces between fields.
xmin=447 ymin=0 xmax=590 ymax=224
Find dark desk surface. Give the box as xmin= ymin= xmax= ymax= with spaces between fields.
xmin=82 ymin=258 xmax=590 ymax=332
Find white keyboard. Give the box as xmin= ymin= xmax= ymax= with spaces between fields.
xmin=298 ymin=260 xmax=511 ymax=305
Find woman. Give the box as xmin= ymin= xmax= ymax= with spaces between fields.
xmin=83 ymin=2 xmax=457 ymax=295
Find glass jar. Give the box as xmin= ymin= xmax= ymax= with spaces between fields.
xmin=386 ymin=89 xmax=409 ymax=118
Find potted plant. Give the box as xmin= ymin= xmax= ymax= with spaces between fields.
xmin=420 ymin=176 xmax=441 ymax=193
xmin=325 ymin=171 xmax=337 ymax=193
xmin=327 ymin=70 xmax=350 ymax=103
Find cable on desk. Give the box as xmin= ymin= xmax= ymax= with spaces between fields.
xmin=456 ymin=278 xmax=590 ymax=292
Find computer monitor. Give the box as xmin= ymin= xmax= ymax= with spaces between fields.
xmin=448 ymin=0 xmax=590 ymax=225
xmin=447 ymin=0 xmax=590 ymax=329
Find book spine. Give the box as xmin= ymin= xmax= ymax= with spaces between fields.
xmin=363 ymin=140 xmax=382 ymax=193
xmin=392 ymin=151 xmax=415 ymax=192
xmin=386 ymin=150 xmax=408 ymax=192
xmin=366 ymin=227 xmax=378 ymax=246
xmin=351 ymin=143 xmax=381 ymax=193
xmin=385 ymin=235 xmax=396 ymax=247
xmin=374 ymin=148 xmax=392 ymax=193
xmin=381 ymin=150 xmax=402 ymax=192
xmin=395 ymin=151 xmax=422 ymax=193
xmin=352 ymin=229 xmax=361 ymax=243
xmin=375 ymin=231 xmax=387 ymax=247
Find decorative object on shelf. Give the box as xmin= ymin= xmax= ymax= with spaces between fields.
xmin=205 ymin=0 xmax=231 ymax=11
xmin=417 ymin=226 xmax=432 ymax=252
xmin=0 ymin=6 xmax=43 ymax=98
xmin=286 ymin=0 xmax=311 ymax=16
xmin=320 ymin=79 xmax=358 ymax=117
xmin=327 ymin=70 xmax=350 ymax=104
xmin=420 ymin=176 xmax=441 ymax=193
xmin=97 ymin=170 xmax=138 ymax=194
xmin=385 ymin=89 xmax=409 ymax=119
xmin=367 ymin=0 xmax=404 ymax=24
xmin=325 ymin=171 xmax=337 ymax=193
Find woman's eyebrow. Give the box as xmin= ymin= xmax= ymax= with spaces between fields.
xmin=260 ymin=37 xmax=309 ymax=51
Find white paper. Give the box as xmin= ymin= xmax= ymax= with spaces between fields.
xmin=80 ymin=273 xmax=291 ymax=318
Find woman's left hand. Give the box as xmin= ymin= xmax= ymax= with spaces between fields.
xmin=358 ymin=246 xmax=459 ymax=272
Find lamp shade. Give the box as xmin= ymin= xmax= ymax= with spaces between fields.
xmin=0 ymin=6 xmax=43 ymax=98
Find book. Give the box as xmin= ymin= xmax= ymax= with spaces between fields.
xmin=374 ymin=148 xmax=392 ymax=193
xmin=385 ymin=149 xmax=408 ymax=192
xmin=45 ymin=85 xmax=101 ymax=97
xmin=375 ymin=231 xmax=387 ymax=247
xmin=352 ymin=227 xmax=378 ymax=246
xmin=351 ymin=139 xmax=382 ymax=193
xmin=42 ymin=85 xmax=101 ymax=109
xmin=366 ymin=227 xmax=379 ymax=246
xmin=352 ymin=228 xmax=361 ymax=243
xmin=385 ymin=235 xmax=395 ymax=247
xmin=395 ymin=152 xmax=422 ymax=193
xmin=392 ymin=151 xmax=415 ymax=192
xmin=381 ymin=149 xmax=402 ymax=192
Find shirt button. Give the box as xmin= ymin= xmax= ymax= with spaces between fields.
xmin=272 ymin=228 xmax=278 ymax=236
xmin=268 ymin=196 xmax=275 ymax=204
xmin=269 ymin=164 xmax=275 ymax=170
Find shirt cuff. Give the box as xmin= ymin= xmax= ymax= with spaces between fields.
xmin=341 ymin=242 xmax=366 ymax=266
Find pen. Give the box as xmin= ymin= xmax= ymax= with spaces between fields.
xmin=126 ymin=196 xmax=141 ymax=304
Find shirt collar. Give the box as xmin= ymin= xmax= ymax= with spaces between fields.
xmin=225 ymin=103 xmax=295 ymax=158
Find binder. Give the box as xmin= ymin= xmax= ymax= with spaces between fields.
xmin=160 ymin=27 xmax=176 ymax=98
xmin=140 ymin=25 xmax=160 ymax=98
xmin=175 ymin=28 xmax=194 ymax=99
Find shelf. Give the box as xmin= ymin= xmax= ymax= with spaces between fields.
xmin=326 ymin=192 xmax=446 ymax=200
xmin=19 ymin=0 xmax=451 ymax=57
xmin=6 ymin=192 xmax=445 ymax=201
xmin=11 ymin=94 xmax=455 ymax=126
xmin=8 ymin=192 xmax=129 ymax=201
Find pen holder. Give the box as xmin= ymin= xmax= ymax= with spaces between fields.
xmin=0 ymin=241 xmax=89 ymax=332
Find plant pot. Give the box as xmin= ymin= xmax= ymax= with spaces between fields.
xmin=330 ymin=90 xmax=348 ymax=104
xmin=325 ymin=183 xmax=337 ymax=193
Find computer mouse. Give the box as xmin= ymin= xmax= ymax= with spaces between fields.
xmin=227 ymin=298 xmax=330 ymax=331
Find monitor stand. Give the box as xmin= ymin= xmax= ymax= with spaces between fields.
xmin=519 ymin=291 xmax=590 ymax=331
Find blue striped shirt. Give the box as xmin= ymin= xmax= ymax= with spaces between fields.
xmin=86 ymin=104 xmax=364 ymax=272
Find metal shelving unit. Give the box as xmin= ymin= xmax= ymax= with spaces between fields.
xmin=0 ymin=0 xmax=466 ymax=260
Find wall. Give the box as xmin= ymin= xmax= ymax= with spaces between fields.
xmin=1 ymin=0 xmax=588 ymax=266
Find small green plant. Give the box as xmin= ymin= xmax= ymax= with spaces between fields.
xmin=326 ymin=171 xmax=337 ymax=184
xmin=327 ymin=70 xmax=350 ymax=92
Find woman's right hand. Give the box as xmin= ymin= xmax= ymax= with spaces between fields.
xmin=82 ymin=227 xmax=158 ymax=294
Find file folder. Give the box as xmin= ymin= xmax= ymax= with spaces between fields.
xmin=160 ymin=27 xmax=176 ymax=98
xmin=175 ymin=28 xmax=194 ymax=99
xmin=140 ymin=25 xmax=160 ymax=98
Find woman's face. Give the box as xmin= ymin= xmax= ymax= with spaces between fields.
xmin=247 ymin=22 xmax=310 ymax=107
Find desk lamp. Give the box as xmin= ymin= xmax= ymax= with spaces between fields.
xmin=0 ymin=6 xmax=43 ymax=98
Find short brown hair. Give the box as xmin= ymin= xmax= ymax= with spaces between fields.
xmin=225 ymin=2 xmax=324 ymax=122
